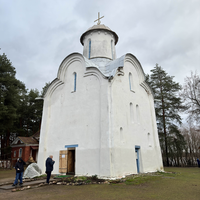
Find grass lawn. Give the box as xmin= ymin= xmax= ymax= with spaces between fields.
xmin=0 ymin=167 xmax=199 ymax=200
xmin=0 ymin=168 xmax=15 ymax=184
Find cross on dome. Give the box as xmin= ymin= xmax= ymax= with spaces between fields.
xmin=94 ymin=12 xmax=104 ymax=25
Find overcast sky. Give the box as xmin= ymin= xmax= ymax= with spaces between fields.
xmin=0 ymin=0 xmax=199 ymax=93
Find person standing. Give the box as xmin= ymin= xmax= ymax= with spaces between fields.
xmin=12 ymin=158 xmax=26 ymax=186
xmin=197 ymin=158 xmax=200 ymax=168
xmin=45 ymin=155 xmax=55 ymax=184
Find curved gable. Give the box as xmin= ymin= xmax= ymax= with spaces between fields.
xmin=124 ymin=53 xmax=154 ymax=95
xmin=57 ymin=53 xmax=85 ymax=81
xmin=44 ymin=53 xmax=85 ymax=98
xmin=124 ymin=53 xmax=145 ymax=82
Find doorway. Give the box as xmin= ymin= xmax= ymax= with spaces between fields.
xmin=59 ymin=148 xmax=75 ymax=175
xmin=135 ymin=146 xmax=140 ymax=173
xmin=67 ymin=149 xmax=75 ymax=175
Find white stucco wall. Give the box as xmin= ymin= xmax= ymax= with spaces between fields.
xmin=38 ymin=53 xmax=163 ymax=178
xmin=82 ymin=30 xmax=116 ymax=60
xmin=109 ymin=56 xmax=163 ymax=177
xmin=38 ymin=54 xmax=112 ymax=177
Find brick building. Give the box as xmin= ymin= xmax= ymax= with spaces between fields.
xmin=11 ymin=131 xmax=39 ymax=166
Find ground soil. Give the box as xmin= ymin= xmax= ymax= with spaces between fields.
xmin=0 ymin=167 xmax=200 ymax=200
xmin=0 ymin=168 xmax=15 ymax=184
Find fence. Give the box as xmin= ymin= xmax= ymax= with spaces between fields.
xmin=162 ymin=156 xmax=199 ymax=167
xmin=0 ymin=160 xmax=12 ymax=169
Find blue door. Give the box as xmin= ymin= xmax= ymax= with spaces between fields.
xmin=135 ymin=146 xmax=140 ymax=173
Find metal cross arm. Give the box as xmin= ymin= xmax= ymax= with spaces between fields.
xmin=94 ymin=12 xmax=104 ymax=25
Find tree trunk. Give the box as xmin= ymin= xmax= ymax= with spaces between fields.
xmin=161 ymin=90 xmax=169 ymax=166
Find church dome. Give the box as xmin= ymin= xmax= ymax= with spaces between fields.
xmin=80 ymin=24 xmax=118 ymax=45
xmin=80 ymin=24 xmax=119 ymax=60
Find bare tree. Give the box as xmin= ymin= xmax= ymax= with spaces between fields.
xmin=180 ymin=123 xmax=200 ymax=166
xmin=181 ymin=71 xmax=200 ymax=123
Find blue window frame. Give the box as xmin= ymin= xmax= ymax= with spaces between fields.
xmin=88 ymin=40 xmax=91 ymax=59
xmin=74 ymin=72 xmax=77 ymax=92
xmin=65 ymin=144 xmax=78 ymax=148
xmin=135 ymin=146 xmax=140 ymax=173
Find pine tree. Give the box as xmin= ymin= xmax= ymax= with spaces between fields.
xmin=146 ymin=64 xmax=184 ymax=166
xmin=15 ymin=89 xmax=43 ymax=136
xmin=41 ymin=82 xmax=50 ymax=97
xmin=0 ymin=53 xmax=26 ymax=159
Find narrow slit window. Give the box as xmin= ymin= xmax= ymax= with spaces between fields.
xmin=74 ymin=72 xmax=77 ymax=92
xmin=148 ymin=133 xmax=151 ymax=147
xmin=88 ymin=39 xmax=91 ymax=59
xmin=130 ymin=103 xmax=134 ymax=123
xmin=120 ymin=127 xmax=123 ymax=142
xmin=111 ymin=40 xmax=114 ymax=59
xmin=136 ymin=104 xmax=140 ymax=123
xmin=129 ymin=73 xmax=133 ymax=91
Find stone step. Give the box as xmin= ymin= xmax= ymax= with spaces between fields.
xmin=0 ymin=179 xmax=54 ymax=190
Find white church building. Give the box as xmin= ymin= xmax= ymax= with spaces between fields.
xmin=38 ymin=15 xmax=163 ymax=178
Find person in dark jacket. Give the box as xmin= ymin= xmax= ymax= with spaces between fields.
xmin=45 ymin=155 xmax=55 ymax=184
xmin=12 ymin=158 xmax=26 ymax=186
xmin=197 ymin=158 xmax=200 ymax=168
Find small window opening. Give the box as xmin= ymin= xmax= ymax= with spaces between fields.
xmin=130 ymin=103 xmax=134 ymax=123
xmin=136 ymin=104 xmax=140 ymax=123
xmin=129 ymin=73 xmax=134 ymax=91
xmin=111 ymin=40 xmax=114 ymax=59
xmin=120 ymin=127 xmax=123 ymax=142
xmin=148 ymin=133 xmax=151 ymax=147
xmin=88 ymin=39 xmax=91 ymax=59
xmin=73 ymin=72 xmax=77 ymax=92
xmin=19 ymin=148 xmax=22 ymax=158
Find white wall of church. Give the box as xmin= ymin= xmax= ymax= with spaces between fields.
xmin=38 ymin=54 xmax=163 ymax=178
xmin=38 ymin=57 xmax=111 ymax=176
xmin=38 ymin=55 xmax=163 ymax=178
xmin=109 ymin=58 xmax=163 ymax=177
xmin=36 ymin=13 xmax=165 ymax=179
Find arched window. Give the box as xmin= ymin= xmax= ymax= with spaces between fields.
xmin=129 ymin=73 xmax=133 ymax=91
xmin=111 ymin=40 xmax=114 ymax=59
xmin=73 ymin=72 xmax=77 ymax=92
xmin=148 ymin=133 xmax=152 ymax=147
xmin=136 ymin=104 xmax=140 ymax=123
xmin=120 ymin=127 xmax=123 ymax=142
xmin=130 ymin=103 xmax=134 ymax=123
xmin=88 ymin=39 xmax=91 ymax=59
